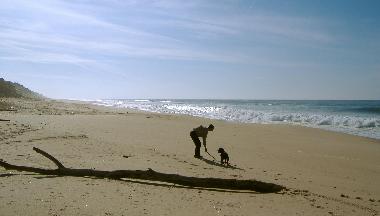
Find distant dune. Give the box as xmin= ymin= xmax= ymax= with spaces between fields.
xmin=0 ymin=78 xmax=43 ymax=99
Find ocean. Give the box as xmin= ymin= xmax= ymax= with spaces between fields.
xmin=93 ymin=99 xmax=380 ymax=140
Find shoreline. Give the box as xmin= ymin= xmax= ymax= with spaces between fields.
xmin=0 ymin=98 xmax=379 ymax=215
xmin=91 ymin=99 xmax=380 ymax=140
xmin=88 ymin=99 xmax=380 ymax=142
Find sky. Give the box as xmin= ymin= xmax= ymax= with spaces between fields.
xmin=0 ymin=0 xmax=379 ymax=100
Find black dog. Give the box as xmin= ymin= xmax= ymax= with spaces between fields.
xmin=217 ymin=148 xmax=229 ymax=165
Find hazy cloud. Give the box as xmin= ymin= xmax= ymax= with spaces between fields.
xmin=0 ymin=0 xmax=336 ymax=68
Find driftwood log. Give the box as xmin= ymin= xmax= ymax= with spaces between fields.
xmin=0 ymin=147 xmax=285 ymax=193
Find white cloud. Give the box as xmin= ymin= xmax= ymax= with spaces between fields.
xmin=0 ymin=0 xmax=336 ymax=70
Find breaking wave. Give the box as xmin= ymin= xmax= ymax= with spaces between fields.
xmin=93 ymin=99 xmax=380 ymax=140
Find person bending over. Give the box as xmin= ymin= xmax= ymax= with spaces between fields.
xmin=190 ymin=124 xmax=214 ymax=158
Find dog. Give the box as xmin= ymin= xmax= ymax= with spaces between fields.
xmin=217 ymin=148 xmax=229 ymax=165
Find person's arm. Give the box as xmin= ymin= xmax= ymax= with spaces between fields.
xmin=202 ymin=136 xmax=207 ymax=152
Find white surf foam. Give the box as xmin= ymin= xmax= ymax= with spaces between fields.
xmin=94 ymin=100 xmax=380 ymax=139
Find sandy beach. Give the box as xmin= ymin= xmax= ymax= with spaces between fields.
xmin=0 ymin=98 xmax=379 ymax=216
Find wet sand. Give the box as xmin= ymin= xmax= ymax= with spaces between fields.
xmin=0 ymin=98 xmax=379 ymax=216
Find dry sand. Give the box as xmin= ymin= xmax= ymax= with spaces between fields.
xmin=0 ymin=98 xmax=379 ymax=216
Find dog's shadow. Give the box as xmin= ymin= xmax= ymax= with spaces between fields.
xmin=200 ymin=157 xmax=244 ymax=170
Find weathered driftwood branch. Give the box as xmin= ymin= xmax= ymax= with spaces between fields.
xmin=33 ymin=147 xmax=65 ymax=168
xmin=0 ymin=147 xmax=285 ymax=193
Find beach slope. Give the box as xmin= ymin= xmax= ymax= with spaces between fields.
xmin=0 ymin=98 xmax=379 ymax=216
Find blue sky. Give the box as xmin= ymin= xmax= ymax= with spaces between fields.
xmin=1 ymin=0 xmax=379 ymax=99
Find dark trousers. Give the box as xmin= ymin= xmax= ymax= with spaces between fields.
xmin=190 ymin=131 xmax=201 ymax=157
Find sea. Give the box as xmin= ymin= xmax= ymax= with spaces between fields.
xmin=92 ymin=99 xmax=380 ymax=140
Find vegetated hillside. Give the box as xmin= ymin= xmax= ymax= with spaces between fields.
xmin=0 ymin=78 xmax=43 ymax=99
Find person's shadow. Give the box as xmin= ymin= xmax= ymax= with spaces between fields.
xmin=199 ymin=157 xmax=244 ymax=170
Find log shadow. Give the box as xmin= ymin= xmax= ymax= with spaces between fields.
xmin=0 ymin=173 xmax=39 ymax=178
xmin=34 ymin=175 xmax=62 ymax=180
xmin=119 ymin=178 xmax=259 ymax=194
xmin=0 ymin=173 xmax=15 ymax=177
xmin=2 ymin=172 xmax=259 ymax=194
